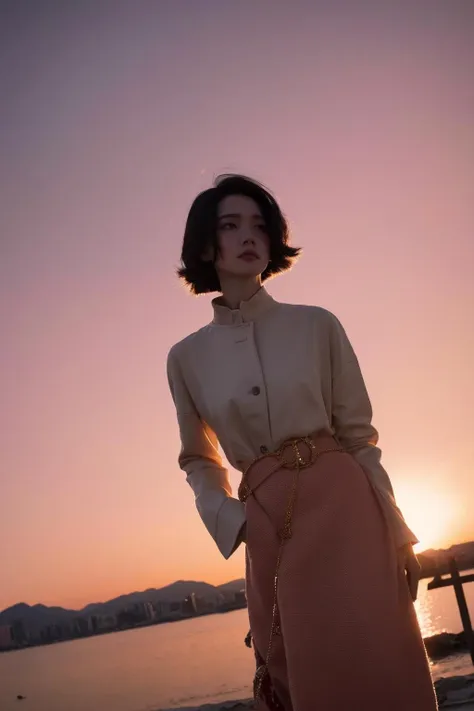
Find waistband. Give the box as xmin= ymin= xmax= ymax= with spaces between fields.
xmin=238 ymin=431 xmax=344 ymax=502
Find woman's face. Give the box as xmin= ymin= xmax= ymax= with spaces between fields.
xmin=213 ymin=194 xmax=270 ymax=281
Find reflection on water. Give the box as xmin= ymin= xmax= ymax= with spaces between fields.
xmin=415 ymin=569 xmax=474 ymax=639
xmin=415 ymin=570 xmax=474 ymax=681
xmin=0 ymin=573 xmax=473 ymax=711
xmin=415 ymin=579 xmax=444 ymax=638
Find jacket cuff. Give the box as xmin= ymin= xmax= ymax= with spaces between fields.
xmin=372 ymin=488 xmax=419 ymax=548
xmin=215 ymin=497 xmax=247 ymax=559
xmin=195 ymin=489 xmax=246 ymax=559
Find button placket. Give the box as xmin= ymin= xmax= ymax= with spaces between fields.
xmin=234 ymin=321 xmax=272 ymax=459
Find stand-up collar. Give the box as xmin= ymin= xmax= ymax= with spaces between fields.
xmin=212 ymin=287 xmax=277 ymax=325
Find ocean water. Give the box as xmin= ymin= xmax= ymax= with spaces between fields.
xmin=1 ymin=574 xmax=473 ymax=711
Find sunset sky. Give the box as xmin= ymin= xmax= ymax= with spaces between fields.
xmin=1 ymin=0 xmax=473 ymax=611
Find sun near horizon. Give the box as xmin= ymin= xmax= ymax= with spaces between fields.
xmin=396 ymin=482 xmax=459 ymax=552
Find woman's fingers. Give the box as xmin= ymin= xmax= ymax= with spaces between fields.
xmin=398 ymin=544 xmax=421 ymax=601
xmin=406 ymin=552 xmax=421 ymax=601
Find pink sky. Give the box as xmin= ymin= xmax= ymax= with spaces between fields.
xmin=1 ymin=1 xmax=473 ymax=611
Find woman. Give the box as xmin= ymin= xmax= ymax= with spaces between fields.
xmin=167 ymin=174 xmax=437 ymax=710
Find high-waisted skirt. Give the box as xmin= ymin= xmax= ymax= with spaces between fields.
xmin=239 ymin=433 xmax=438 ymax=711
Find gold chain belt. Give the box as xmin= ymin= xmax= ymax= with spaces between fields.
xmin=238 ymin=433 xmax=344 ymax=702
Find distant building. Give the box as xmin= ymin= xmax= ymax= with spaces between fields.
xmin=72 ymin=616 xmax=92 ymax=636
xmin=11 ymin=620 xmax=27 ymax=645
xmin=153 ymin=601 xmax=171 ymax=619
xmin=98 ymin=614 xmax=117 ymax=630
xmin=25 ymin=621 xmax=43 ymax=644
xmin=182 ymin=594 xmax=198 ymax=616
xmin=116 ymin=601 xmax=156 ymax=628
xmin=153 ymin=601 xmax=165 ymax=619
xmin=217 ymin=592 xmax=227 ymax=606
xmin=130 ymin=602 xmax=155 ymax=621
xmin=153 ymin=600 xmax=184 ymax=621
xmin=234 ymin=590 xmax=247 ymax=606
xmin=0 ymin=625 xmax=13 ymax=649
xmin=90 ymin=616 xmax=100 ymax=633
xmin=143 ymin=602 xmax=155 ymax=621
xmin=194 ymin=595 xmax=215 ymax=615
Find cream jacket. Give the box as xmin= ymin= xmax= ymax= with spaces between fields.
xmin=167 ymin=287 xmax=417 ymax=559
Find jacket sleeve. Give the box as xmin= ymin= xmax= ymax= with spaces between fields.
xmin=167 ymin=346 xmax=246 ymax=559
xmin=329 ymin=315 xmax=418 ymax=548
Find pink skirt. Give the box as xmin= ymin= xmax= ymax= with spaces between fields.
xmin=242 ymin=434 xmax=438 ymax=711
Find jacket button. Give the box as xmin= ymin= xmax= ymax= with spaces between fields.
xmin=251 ymin=386 xmax=261 ymax=396
xmin=260 ymin=445 xmax=268 ymax=454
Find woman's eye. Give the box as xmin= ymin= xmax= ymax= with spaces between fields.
xmin=256 ymin=223 xmax=268 ymax=233
xmin=220 ymin=221 xmax=236 ymax=230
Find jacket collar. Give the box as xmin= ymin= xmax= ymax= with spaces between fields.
xmin=212 ymin=286 xmax=277 ymax=325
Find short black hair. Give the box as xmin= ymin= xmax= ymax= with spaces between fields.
xmin=177 ymin=174 xmax=301 ymax=294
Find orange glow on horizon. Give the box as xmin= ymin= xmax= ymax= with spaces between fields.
xmin=395 ymin=481 xmax=458 ymax=553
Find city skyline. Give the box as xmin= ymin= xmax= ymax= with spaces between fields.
xmin=2 ymin=1 xmax=474 ymax=610
xmin=0 ymin=578 xmax=247 ymax=652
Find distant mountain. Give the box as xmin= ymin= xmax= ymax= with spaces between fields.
xmin=0 ymin=579 xmax=246 ymax=628
xmin=0 ymin=602 xmax=75 ymax=626
xmin=82 ymin=581 xmax=223 ymax=616
xmin=216 ymin=579 xmax=247 ymax=594
xmin=418 ymin=541 xmax=474 ymax=578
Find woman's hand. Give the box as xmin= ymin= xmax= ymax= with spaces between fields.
xmin=398 ymin=543 xmax=421 ymax=601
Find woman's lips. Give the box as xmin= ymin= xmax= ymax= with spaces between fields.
xmin=239 ymin=252 xmax=259 ymax=261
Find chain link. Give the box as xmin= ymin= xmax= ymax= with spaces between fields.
xmin=239 ymin=435 xmax=343 ymax=702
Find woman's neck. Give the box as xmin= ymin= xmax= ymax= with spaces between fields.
xmin=218 ymin=276 xmax=262 ymax=310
